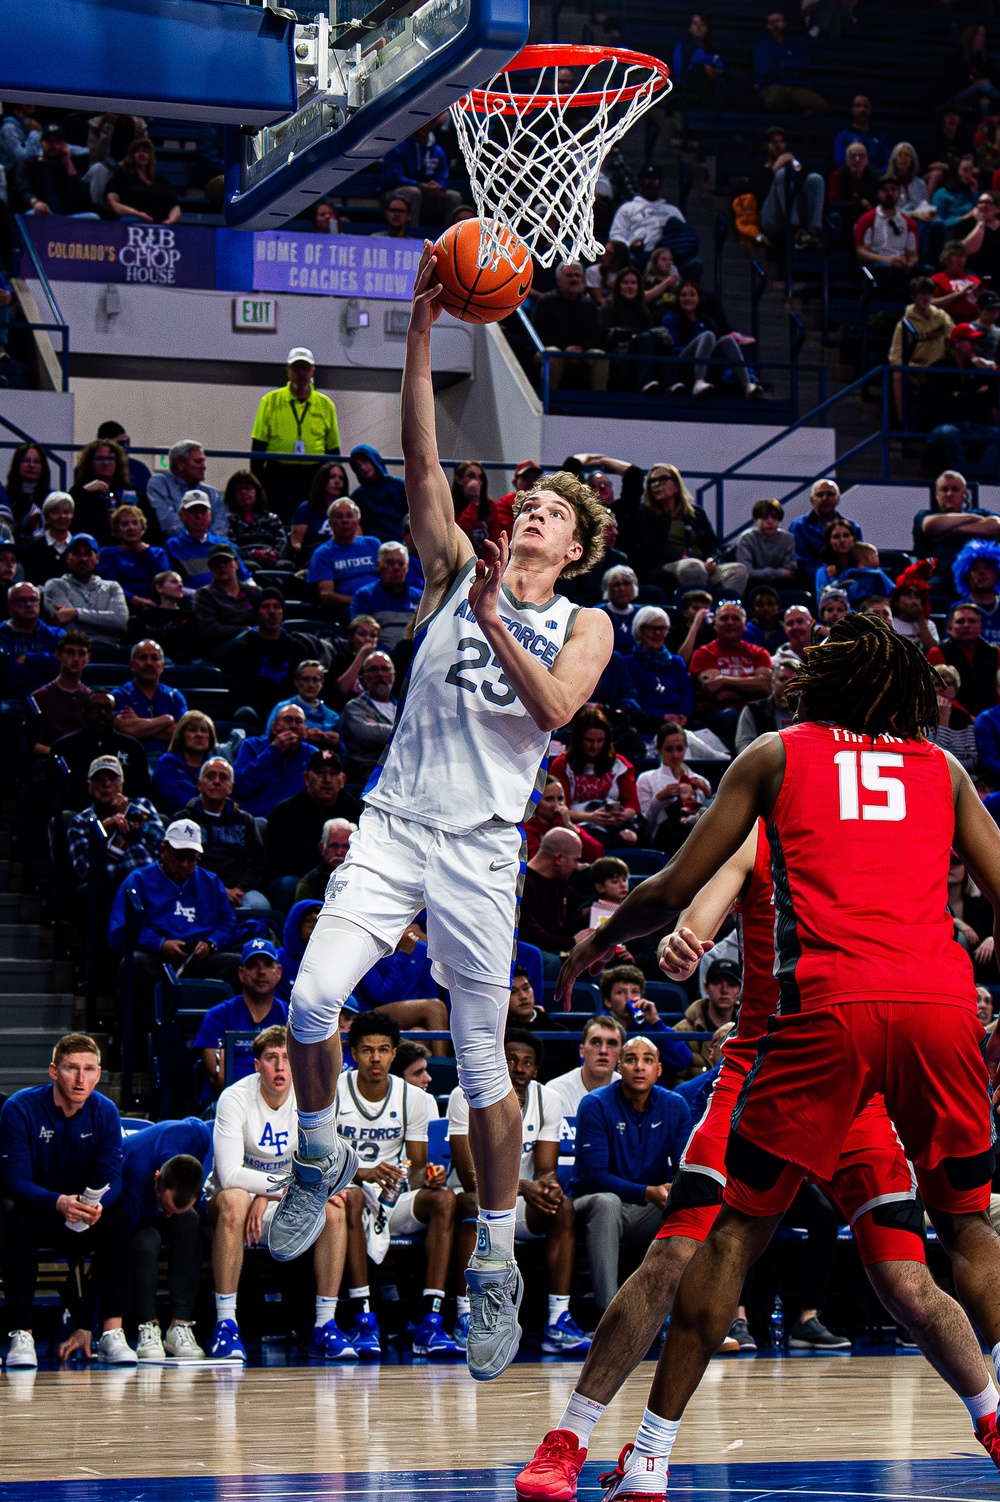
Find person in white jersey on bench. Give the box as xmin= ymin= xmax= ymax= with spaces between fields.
xmin=268 ymin=241 xmax=613 ymax=1383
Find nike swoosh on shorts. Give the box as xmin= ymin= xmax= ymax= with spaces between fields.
xmin=489 ymin=860 xmax=515 ymax=871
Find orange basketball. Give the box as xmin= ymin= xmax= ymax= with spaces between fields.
xmin=432 ymin=217 xmax=533 ymax=324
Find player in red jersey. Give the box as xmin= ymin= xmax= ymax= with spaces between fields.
xmin=557 ymin=613 xmax=1000 ymax=1501
xmin=516 ymin=819 xmax=1000 ymax=1502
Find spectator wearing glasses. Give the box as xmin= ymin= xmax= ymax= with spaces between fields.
xmin=625 ymin=607 xmax=696 ymax=726
xmin=630 ymin=464 xmax=749 ymax=595
xmin=184 ymin=756 xmax=269 ymax=914
xmin=296 ymin=816 xmax=356 ymax=903
xmin=961 ymin=191 xmax=1000 ymax=282
xmin=266 ymin=661 xmax=341 ymax=749
xmin=854 ymin=177 xmax=919 ymax=297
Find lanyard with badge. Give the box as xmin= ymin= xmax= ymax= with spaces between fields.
xmin=290 ymin=395 xmax=311 ymax=456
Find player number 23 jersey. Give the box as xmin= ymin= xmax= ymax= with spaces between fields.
xmin=364 ymin=559 xmax=579 ymax=834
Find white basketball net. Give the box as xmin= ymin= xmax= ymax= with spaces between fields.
xmin=451 ymin=48 xmax=670 ymax=270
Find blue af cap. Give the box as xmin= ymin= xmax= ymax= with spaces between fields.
xmin=240 ymin=938 xmax=279 ymax=965
xmin=68 ymin=532 xmax=100 ymax=553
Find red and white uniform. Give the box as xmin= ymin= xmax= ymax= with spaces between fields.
xmin=657 ymin=817 xmax=930 ymax=1263
xmin=727 ymin=723 xmax=991 ymax=1219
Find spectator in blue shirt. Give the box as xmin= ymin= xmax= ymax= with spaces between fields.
xmin=0 ymin=580 xmax=64 ymax=696
xmin=624 ymin=607 xmax=696 ymax=727
xmin=789 ymin=478 xmax=862 ymax=571
xmin=233 ymin=702 xmax=314 ymax=817
xmin=0 ymin=104 xmax=42 ymax=174
xmin=146 ymin=442 xmax=227 ymax=539
xmin=0 ymin=1031 xmax=135 ymax=1367
xmin=912 ymin=469 xmax=1000 ymax=594
xmin=379 ymin=121 xmax=460 ymax=228
xmin=266 ymin=661 xmax=341 ymax=749
xmin=165 ymin=493 xmax=249 ymax=590
xmin=350 ymin=542 xmax=422 ymax=651
xmin=349 ymin=444 xmax=407 ymax=542
xmin=109 ymin=818 xmax=240 ymax=1063
xmin=123 ymin=1118 xmax=211 ymax=1361
xmin=571 ymin=1036 xmax=692 ymax=1305
xmin=307 ymin=497 xmax=380 ymax=612
xmin=833 ymin=95 xmax=889 ymax=173
xmin=97 ymin=505 xmax=169 ymax=604
xmin=112 ymin=639 xmax=188 ymax=745
xmin=193 ymin=938 xmax=289 ymax=1096
xmin=752 ymin=11 xmax=828 ymax=114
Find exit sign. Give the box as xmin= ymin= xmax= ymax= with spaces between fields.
xmin=233 ymin=296 xmax=277 ymax=331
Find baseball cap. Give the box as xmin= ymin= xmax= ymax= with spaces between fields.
xmin=979 ymin=289 xmax=1000 ymax=309
xmin=308 ymin=748 xmax=343 ymax=771
xmin=705 ymin=958 xmax=742 ymax=986
xmin=207 ymin=543 xmax=237 ymax=563
xmin=88 ymin=755 xmax=123 ymax=779
xmin=68 ymin=532 xmax=99 ymax=552
xmin=951 ymin=322 xmax=983 ymax=342
xmin=180 ymin=489 xmax=211 ymax=511
xmin=164 ymin=818 xmax=203 ymax=852
xmin=514 ymin=458 xmax=542 ymax=481
xmin=0 ymin=537 xmax=18 ymax=554
xmin=41 ymin=122 xmax=64 ymax=141
xmin=287 ymin=346 xmax=315 ymax=365
xmin=763 ymin=124 xmax=787 ymax=139
xmin=240 ymin=937 xmax=280 ymax=965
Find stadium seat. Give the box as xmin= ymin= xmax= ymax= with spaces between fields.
xmin=427 ymin=1055 xmax=459 ymax=1095
xmin=624 ymin=848 xmax=668 ymax=876
xmin=515 ymin=941 xmax=544 ymax=1002
xmin=645 ymin=980 xmax=690 ymax=1012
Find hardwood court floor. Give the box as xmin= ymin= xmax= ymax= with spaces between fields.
xmin=2 ymin=1352 xmax=996 ymax=1500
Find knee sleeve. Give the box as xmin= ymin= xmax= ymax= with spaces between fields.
xmin=288 ymin=915 xmax=389 ymax=1045
xmin=438 ymin=964 xmax=512 ymax=1110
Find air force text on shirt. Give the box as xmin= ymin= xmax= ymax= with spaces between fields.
xmin=453 ymin=597 xmax=562 ymax=667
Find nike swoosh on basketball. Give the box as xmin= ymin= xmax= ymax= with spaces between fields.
xmin=489 ymin=859 xmax=515 ymax=871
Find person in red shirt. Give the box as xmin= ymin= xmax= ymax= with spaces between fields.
xmin=688 ymin=600 xmax=772 ymax=720
xmin=452 ymin=461 xmax=509 ymax=554
xmin=560 ymin=613 xmax=1000 ymax=1497
xmin=932 ymin=240 xmax=982 ymax=324
xmin=523 ymin=775 xmax=604 ymax=863
xmin=493 ymin=458 xmax=542 ymax=543
xmin=548 ymin=705 xmax=639 ymax=849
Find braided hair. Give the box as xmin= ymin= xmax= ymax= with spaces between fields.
xmin=790 ymin=611 xmax=939 ymax=738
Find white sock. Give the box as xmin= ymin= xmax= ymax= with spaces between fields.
xmin=559 ymin=1389 xmax=606 ymax=1447
xmin=215 ymin=1292 xmax=237 ymax=1325
xmin=962 ymin=1379 xmax=999 ymax=1424
xmin=548 ymin=1293 xmax=571 ymax=1324
xmin=992 ymin=1342 xmax=1000 ymax=1391
xmin=634 ymin=1407 xmax=681 ymax=1463
xmin=297 ymin=1102 xmax=338 ymax=1160
xmin=456 ymin=1295 xmax=471 ymax=1318
xmin=315 ymin=1295 xmax=338 ymax=1328
xmin=474 ymin=1207 xmax=516 ymax=1263
xmin=349 ymin=1286 xmax=371 ymax=1315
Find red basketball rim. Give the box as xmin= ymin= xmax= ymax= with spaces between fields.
xmin=456 ymin=43 xmax=670 ymax=115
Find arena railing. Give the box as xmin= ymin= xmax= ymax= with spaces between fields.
xmin=11 ymin=214 xmax=71 ymax=395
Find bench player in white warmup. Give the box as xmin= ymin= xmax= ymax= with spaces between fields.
xmin=268 ymin=242 xmax=614 ymax=1380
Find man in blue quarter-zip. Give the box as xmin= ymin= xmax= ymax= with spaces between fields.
xmin=109 ymin=817 xmax=240 ymax=1066
xmin=0 ymin=1033 xmax=136 ymax=1368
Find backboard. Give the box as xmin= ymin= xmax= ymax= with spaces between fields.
xmin=223 ymin=0 xmax=530 ymax=230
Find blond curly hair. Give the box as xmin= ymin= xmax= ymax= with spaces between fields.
xmin=512 ymin=470 xmax=608 ymax=579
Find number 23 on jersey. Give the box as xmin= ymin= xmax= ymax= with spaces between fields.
xmin=834 ymin=749 xmax=906 ymax=822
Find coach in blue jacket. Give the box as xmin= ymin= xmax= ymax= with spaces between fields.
xmin=122 ymin=1117 xmax=212 ymax=1360
xmin=572 ymin=1036 xmax=692 ymax=1301
xmin=0 ymin=1032 xmax=133 ymax=1366
xmin=109 ymin=816 xmax=240 ymax=1067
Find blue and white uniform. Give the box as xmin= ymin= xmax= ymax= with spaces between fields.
xmin=446 ymin=1080 xmax=561 ymax=1239
xmin=204 ymin=1073 xmax=294 ymax=1230
xmin=335 ymin=1070 xmax=437 ymax=1235
xmin=298 ymin=559 xmax=578 ymax=987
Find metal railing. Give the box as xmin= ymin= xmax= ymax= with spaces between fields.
xmin=12 ymin=214 xmax=71 ymax=394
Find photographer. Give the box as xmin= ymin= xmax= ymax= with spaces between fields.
xmin=67 ymin=756 xmax=165 ymax=890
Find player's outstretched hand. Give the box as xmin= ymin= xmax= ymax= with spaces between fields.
xmin=409 ymin=242 xmax=443 ymax=333
xmin=556 ymin=930 xmax=617 ymax=1007
xmin=469 ymin=532 xmax=509 ymax=625
xmin=658 ymin=926 xmax=714 ymax=982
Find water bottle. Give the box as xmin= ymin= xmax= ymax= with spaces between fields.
xmin=381 ymin=1156 xmax=410 ymax=1208
xmin=769 ymin=1294 xmax=785 ymax=1349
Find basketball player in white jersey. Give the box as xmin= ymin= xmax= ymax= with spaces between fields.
xmin=268 ymin=242 xmax=613 ymax=1381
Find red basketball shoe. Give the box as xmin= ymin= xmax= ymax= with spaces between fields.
xmin=975 ymin=1411 xmax=1000 ymax=1472
xmin=598 ymin=1445 xmax=668 ymax=1500
xmin=515 ymin=1430 xmax=587 ymax=1500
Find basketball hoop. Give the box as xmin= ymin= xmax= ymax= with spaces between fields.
xmin=451 ymin=43 xmax=671 ymax=271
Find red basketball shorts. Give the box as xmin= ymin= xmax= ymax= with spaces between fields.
xmin=658 ymin=1062 xmax=929 ymax=1264
xmin=725 ymin=1000 xmax=992 ymax=1220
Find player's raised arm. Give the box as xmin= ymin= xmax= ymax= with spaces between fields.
xmin=402 ymin=242 xmax=474 ymax=608
xmin=557 ymin=737 xmax=784 ymax=1002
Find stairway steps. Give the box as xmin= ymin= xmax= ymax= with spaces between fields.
xmin=0 ymin=925 xmax=46 ymax=960
xmin=0 ymin=994 xmax=75 ymax=1026
xmin=0 ymin=1027 xmax=74 ymax=1067
xmin=0 ymin=958 xmax=73 ymax=993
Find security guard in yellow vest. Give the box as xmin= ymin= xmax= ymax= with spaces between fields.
xmin=250 ymin=347 xmax=340 ymax=519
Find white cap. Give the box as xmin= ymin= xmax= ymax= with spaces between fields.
xmin=164 ymin=818 xmax=203 ymax=852
xmin=287 ymin=346 xmax=315 ymax=365
xmin=180 ymin=489 xmax=211 ymax=511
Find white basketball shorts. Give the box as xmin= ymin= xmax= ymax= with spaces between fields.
xmin=319 ymin=806 xmax=525 ymax=987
